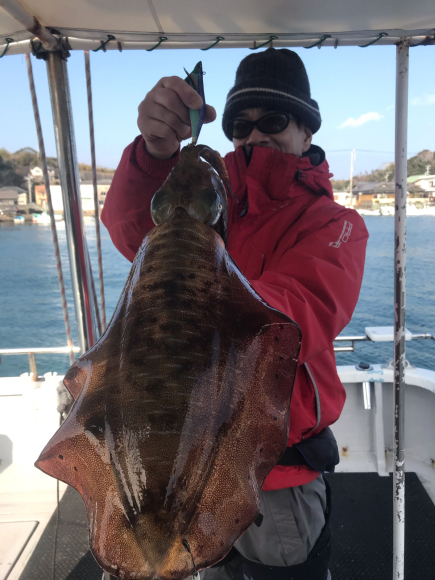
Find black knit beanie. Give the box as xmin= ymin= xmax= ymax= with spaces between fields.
xmin=222 ymin=48 xmax=321 ymax=139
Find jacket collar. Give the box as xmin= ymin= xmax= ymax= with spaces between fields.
xmin=225 ymin=144 xmax=334 ymax=215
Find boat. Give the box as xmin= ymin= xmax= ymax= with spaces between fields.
xmin=378 ymin=205 xmax=395 ymax=216
xmin=32 ymin=212 xmax=63 ymax=224
xmin=1 ymin=1 xmax=434 ymax=579
xmin=405 ymin=202 xmax=435 ymax=216
xmin=13 ymin=215 xmax=25 ymax=224
xmin=357 ymin=203 xmax=435 ymax=217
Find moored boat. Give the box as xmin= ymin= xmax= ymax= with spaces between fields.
xmin=32 ymin=212 xmax=63 ymax=224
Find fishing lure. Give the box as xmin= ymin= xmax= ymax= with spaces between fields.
xmin=184 ymin=61 xmax=206 ymax=144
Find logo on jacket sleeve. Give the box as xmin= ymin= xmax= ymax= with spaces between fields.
xmin=329 ymin=220 xmax=353 ymax=248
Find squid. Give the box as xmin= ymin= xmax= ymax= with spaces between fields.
xmin=35 ymin=144 xmax=301 ymax=580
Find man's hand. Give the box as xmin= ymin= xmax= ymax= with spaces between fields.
xmin=138 ymin=76 xmax=217 ymax=160
xmin=56 ymin=381 xmax=74 ymax=416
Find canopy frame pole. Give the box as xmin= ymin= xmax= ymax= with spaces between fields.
xmin=46 ymin=50 xmax=97 ymax=353
xmin=25 ymin=53 xmax=76 ymax=365
xmin=0 ymin=0 xmax=58 ymax=50
xmin=393 ymin=37 xmax=410 ymax=580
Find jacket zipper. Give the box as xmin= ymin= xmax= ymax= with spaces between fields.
xmin=303 ymin=362 xmax=321 ymax=439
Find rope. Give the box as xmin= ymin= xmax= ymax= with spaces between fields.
xmin=146 ymin=36 xmax=167 ymax=51
xmin=304 ymin=35 xmax=332 ymax=49
xmin=52 ymin=413 xmax=63 ymax=580
xmin=201 ymin=36 xmax=224 ymax=51
xmin=0 ymin=38 xmax=14 ymax=58
xmin=93 ymin=34 xmax=116 ymax=53
xmin=359 ymin=32 xmax=388 ymax=47
xmin=25 ymin=54 xmax=76 ymax=365
xmin=88 ymin=249 xmax=102 ymax=337
xmin=250 ymin=36 xmax=277 ymax=50
xmin=84 ymin=50 xmax=106 ymax=332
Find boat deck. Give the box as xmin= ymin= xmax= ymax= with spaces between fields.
xmin=16 ymin=472 xmax=435 ymax=580
xmin=327 ymin=472 xmax=435 ymax=580
xmin=2 ymin=370 xmax=435 ymax=579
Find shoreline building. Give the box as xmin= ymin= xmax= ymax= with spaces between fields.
xmin=34 ymin=174 xmax=113 ymax=216
xmin=333 ymin=177 xmax=432 ymax=210
xmin=0 ymin=186 xmax=27 ymax=212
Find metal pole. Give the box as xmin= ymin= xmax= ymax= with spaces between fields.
xmin=349 ymin=149 xmax=355 ymax=205
xmin=46 ymin=50 xmax=97 ymax=353
xmin=0 ymin=0 xmax=58 ymax=50
xmin=393 ymin=38 xmax=410 ymax=580
xmin=26 ymin=53 xmax=76 ymax=365
xmin=28 ymin=353 xmax=38 ymax=381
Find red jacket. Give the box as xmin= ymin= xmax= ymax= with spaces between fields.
xmin=102 ymin=136 xmax=368 ymax=491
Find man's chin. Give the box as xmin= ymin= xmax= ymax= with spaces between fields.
xmin=242 ymin=145 xmax=253 ymax=164
xmin=241 ymin=144 xmax=277 ymax=164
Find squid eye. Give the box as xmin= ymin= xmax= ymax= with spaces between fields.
xmin=198 ymin=188 xmax=219 ymax=207
xmin=150 ymin=190 xmax=173 ymax=225
xmin=196 ymin=188 xmax=222 ymax=225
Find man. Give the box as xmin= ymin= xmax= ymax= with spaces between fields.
xmin=102 ymin=48 xmax=368 ymax=580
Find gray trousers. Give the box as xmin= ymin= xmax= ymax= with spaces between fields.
xmin=201 ymin=474 xmax=327 ymax=580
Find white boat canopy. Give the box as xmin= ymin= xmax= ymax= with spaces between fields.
xmin=1 ymin=0 xmax=435 ymax=54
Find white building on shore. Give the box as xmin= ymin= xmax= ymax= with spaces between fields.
xmin=47 ymin=179 xmax=112 ymax=215
xmin=333 ymin=191 xmax=352 ymax=207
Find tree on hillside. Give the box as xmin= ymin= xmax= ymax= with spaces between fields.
xmin=332 ymin=149 xmax=435 ymax=190
xmin=0 ymin=153 xmax=25 ymax=188
xmin=0 ymin=147 xmax=116 ymax=189
xmin=330 ymin=179 xmax=350 ymax=191
xmin=0 ymin=147 xmax=59 ymax=169
xmin=0 ymin=147 xmax=59 ymax=187
xmin=78 ymin=162 xmax=114 ymax=174
xmin=354 ymin=162 xmax=395 ymax=183
xmin=407 ymin=150 xmax=435 ymax=176
xmin=366 ymin=150 xmax=435 ymax=181
xmin=10 ymin=147 xmax=40 ymax=168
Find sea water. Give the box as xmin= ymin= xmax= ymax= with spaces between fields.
xmin=0 ymin=216 xmax=434 ymax=377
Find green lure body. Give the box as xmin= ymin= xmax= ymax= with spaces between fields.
xmin=184 ymin=61 xmax=206 ymax=144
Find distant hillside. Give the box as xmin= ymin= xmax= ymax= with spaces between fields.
xmin=0 ymin=148 xmax=52 ymax=188
xmin=3 ymin=145 xmax=434 ymax=193
xmin=331 ymin=149 xmax=435 ymax=191
xmin=0 ymin=147 xmax=114 ymax=189
xmin=77 ymin=162 xmax=114 ymax=174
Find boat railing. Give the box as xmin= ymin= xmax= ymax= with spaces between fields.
xmin=0 ymin=330 xmax=433 ymax=377
xmin=333 ymin=331 xmax=435 ymax=352
xmin=0 ymin=346 xmax=80 ymax=381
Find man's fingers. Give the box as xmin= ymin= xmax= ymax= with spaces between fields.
xmin=147 ymin=101 xmax=191 ymax=141
xmin=153 ymin=86 xmax=191 ymax=126
xmin=142 ymin=118 xmax=192 ymax=159
xmin=154 ymin=87 xmax=215 ymax=128
xmin=204 ymin=105 xmax=217 ymax=124
xmin=160 ymin=76 xmax=203 ymax=110
xmin=138 ymin=75 xmax=214 ymax=159
xmin=142 ymin=118 xmax=179 ymax=148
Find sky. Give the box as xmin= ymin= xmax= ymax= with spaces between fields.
xmin=0 ymin=44 xmax=434 ymax=179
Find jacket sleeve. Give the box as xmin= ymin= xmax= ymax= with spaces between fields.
xmin=250 ymin=209 xmax=368 ymax=364
xmin=101 ymin=135 xmax=180 ymax=262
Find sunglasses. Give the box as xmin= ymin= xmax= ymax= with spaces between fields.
xmin=226 ymin=112 xmax=294 ymax=140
